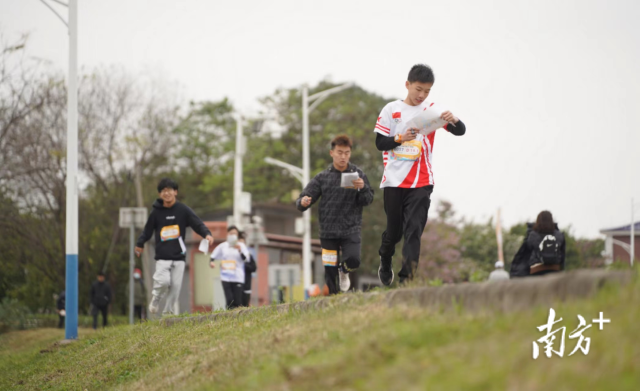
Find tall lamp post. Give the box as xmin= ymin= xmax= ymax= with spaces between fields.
xmin=38 ymin=0 xmax=79 ymax=340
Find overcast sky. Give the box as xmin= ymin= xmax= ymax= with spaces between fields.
xmin=2 ymin=0 xmax=639 ymax=238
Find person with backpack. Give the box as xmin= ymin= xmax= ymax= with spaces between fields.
xmin=509 ymin=211 xmax=565 ymax=277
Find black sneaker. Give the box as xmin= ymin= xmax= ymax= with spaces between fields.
xmin=378 ymin=255 xmax=394 ymax=286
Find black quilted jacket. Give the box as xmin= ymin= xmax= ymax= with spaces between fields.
xmin=296 ymin=163 xmax=374 ymax=239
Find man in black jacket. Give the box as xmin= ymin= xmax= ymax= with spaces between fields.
xmin=296 ymin=135 xmax=374 ymax=294
xmin=90 ymin=272 xmax=112 ymax=329
xmin=135 ymin=178 xmax=213 ymax=316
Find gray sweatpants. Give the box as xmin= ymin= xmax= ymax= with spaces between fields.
xmin=152 ymin=260 xmax=185 ymax=315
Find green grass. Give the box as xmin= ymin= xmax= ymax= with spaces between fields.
xmin=1 ymin=274 xmax=639 ymax=391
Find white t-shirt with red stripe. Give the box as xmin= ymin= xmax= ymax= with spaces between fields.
xmin=374 ymin=100 xmax=450 ymax=189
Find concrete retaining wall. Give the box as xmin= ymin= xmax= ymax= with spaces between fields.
xmin=160 ymin=270 xmax=634 ymax=327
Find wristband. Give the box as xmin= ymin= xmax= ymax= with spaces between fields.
xmin=394 ymin=134 xmax=402 ymax=143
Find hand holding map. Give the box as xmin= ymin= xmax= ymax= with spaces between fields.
xmin=405 ymin=103 xmax=448 ymax=136
xmin=341 ymin=172 xmax=359 ymax=188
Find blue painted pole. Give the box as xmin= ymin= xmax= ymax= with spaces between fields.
xmin=64 ymin=0 xmax=79 ymax=340
xmin=65 ymin=254 xmax=78 ymax=339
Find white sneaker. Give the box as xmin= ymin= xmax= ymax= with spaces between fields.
xmin=339 ymin=269 xmax=350 ymax=292
xmin=148 ymin=296 xmax=160 ymax=314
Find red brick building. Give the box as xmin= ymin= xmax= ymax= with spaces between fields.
xmin=600 ymin=221 xmax=640 ymax=266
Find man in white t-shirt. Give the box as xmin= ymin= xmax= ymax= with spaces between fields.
xmin=374 ymin=64 xmax=467 ymax=286
xmin=210 ymin=225 xmax=251 ymax=309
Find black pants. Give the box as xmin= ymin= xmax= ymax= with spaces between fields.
xmin=91 ymin=305 xmax=108 ymax=329
xmin=321 ymin=233 xmax=362 ymax=295
xmin=134 ymin=305 xmax=143 ymax=321
xmin=58 ymin=315 xmax=64 ymax=329
xmin=378 ymin=185 xmax=433 ymax=281
xmin=242 ymin=292 xmax=251 ymax=307
xmin=222 ymin=281 xmax=244 ymax=309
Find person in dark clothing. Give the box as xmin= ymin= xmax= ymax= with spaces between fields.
xmin=510 ymin=211 xmax=566 ymax=277
xmin=374 ymin=64 xmax=466 ymax=285
xmin=238 ymin=234 xmax=257 ymax=307
xmin=135 ymin=178 xmax=213 ymax=316
xmin=296 ymin=135 xmax=374 ymax=294
xmin=56 ymin=291 xmax=66 ymax=329
xmin=90 ymin=272 xmax=112 ymax=329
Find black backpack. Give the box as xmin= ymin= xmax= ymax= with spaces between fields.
xmin=534 ymin=234 xmax=561 ymax=265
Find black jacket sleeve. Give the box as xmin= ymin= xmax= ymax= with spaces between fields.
xmin=376 ymin=133 xmax=401 ymax=151
xmin=245 ymin=254 xmax=257 ymax=273
xmin=355 ymin=171 xmax=374 ymax=207
xmin=509 ymin=229 xmax=533 ymax=277
xmin=186 ymin=205 xmax=211 ymax=238
xmin=445 ymin=120 xmax=466 ymax=136
xmin=136 ymin=210 xmax=156 ymax=248
xmin=296 ymin=174 xmax=323 ymax=212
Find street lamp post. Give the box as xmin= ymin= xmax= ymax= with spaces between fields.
xmin=119 ymin=208 xmax=147 ymax=324
xmin=39 ymin=0 xmax=79 ymax=341
xmin=233 ymin=113 xmax=244 ymax=228
xmin=65 ymin=0 xmax=79 ymax=342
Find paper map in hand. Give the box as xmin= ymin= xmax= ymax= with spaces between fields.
xmin=340 ymin=172 xmax=359 ymax=188
xmin=405 ymin=103 xmax=448 ymax=136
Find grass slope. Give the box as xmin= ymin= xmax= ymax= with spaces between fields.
xmin=1 ymin=275 xmax=639 ymax=391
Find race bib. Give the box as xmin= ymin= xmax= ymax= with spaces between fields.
xmin=160 ymin=225 xmax=180 ymax=241
xmin=221 ymin=260 xmax=237 ymax=279
xmin=221 ymin=260 xmax=237 ymax=271
xmin=322 ymin=249 xmax=338 ymax=267
xmin=390 ymin=140 xmax=422 ymax=161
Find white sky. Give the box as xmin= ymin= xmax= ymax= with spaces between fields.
xmin=2 ymin=0 xmax=639 ymax=238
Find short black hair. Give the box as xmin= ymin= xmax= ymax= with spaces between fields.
xmin=157 ymin=178 xmax=178 ymax=193
xmin=227 ymin=225 xmax=239 ymax=233
xmin=408 ymin=64 xmax=435 ymax=84
xmin=97 ymin=272 xmax=105 ymax=277
xmin=331 ymin=134 xmax=352 ymax=150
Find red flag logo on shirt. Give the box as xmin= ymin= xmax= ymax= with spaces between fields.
xmin=392 ymin=112 xmax=402 ymax=123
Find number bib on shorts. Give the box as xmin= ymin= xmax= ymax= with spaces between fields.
xmin=322 ymin=249 xmax=338 ymax=267
xmin=390 ymin=140 xmax=422 ymax=161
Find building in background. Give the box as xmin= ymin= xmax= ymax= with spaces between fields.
xmin=600 ymin=221 xmax=640 ymax=266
